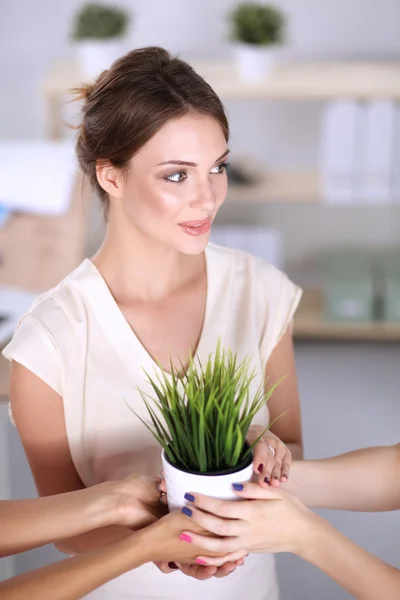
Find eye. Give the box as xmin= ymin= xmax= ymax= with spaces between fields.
xmin=210 ymin=162 xmax=229 ymax=175
xmin=165 ymin=172 xmax=187 ymax=183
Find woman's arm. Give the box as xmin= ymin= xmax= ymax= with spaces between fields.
xmin=179 ymin=484 xmax=400 ymax=600
xmin=0 ymin=473 xmax=164 ymax=558
xmin=286 ymin=444 xmax=400 ymax=511
xmin=9 ymin=362 xmax=155 ymax=554
xmin=265 ymin=329 xmax=303 ymax=461
xmin=0 ymin=512 xmax=215 ymax=600
xmin=300 ymin=516 xmax=400 ymax=600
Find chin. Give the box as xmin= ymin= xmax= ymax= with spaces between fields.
xmin=176 ymin=232 xmax=211 ymax=256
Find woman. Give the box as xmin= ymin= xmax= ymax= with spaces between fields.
xmin=179 ymin=444 xmax=400 ymax=600
xmin=2 ymin=46 xmax=303 ymax=600
xmin=0 ymin=474 xmax=224 ymax=599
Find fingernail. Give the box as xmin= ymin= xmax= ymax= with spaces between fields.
xmin=168 ymin=562 xmax=178 ymax=569
xmin=257 ymin=463 xmax=264 ymax=473
xmin=281 ymin=475 xmax=288 ymax=481
xmin=179 ymin=533 xmax=192 ymax=543
xmin=232 ymin=483 xmax=244 ymax=491
xmin=184 ymin=493 xmax=195 ymax=502
xmin=196 ymin=558 xmax=207 ymax=565
xmin=182 ymin=506 xmax=192 ymax=517
xmin=264 ymin=476 xmax=270 ymax=484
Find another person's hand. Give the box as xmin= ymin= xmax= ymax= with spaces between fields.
xmin=247 ymin=426 xmax=292 ymax=486
xmin=100 ymin=473 xmax=168 ymax=530
xmin=143 ymin=511 xmax=245 ymax=574
xmin=178 ymin=483 xmax=319 ymax=564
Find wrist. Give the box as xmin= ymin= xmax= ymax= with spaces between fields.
xmin=296 ymin=512 xmax=330 ymax=561
xmin=84 ymin=481 xmax=123 ymax=529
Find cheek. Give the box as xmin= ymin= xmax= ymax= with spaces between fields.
xmin=214 ymin=175 xmax=228 ymax=207
xmin=126 ymin=178 xmax=186 ymax=221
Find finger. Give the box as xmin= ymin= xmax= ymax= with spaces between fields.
xmin=232 ymin=481 xmax=282 ymax=500
xmin=181 ymin=504 xmax=246 ymax=537
xmin=183 ymin=492 xmax=245 ymax=520
xmin=194 ymin=550 xmax=247 ymax=567
xmin=262 ymin=440 xmax=277 ymax=485
xmin=180 ymin=531 xmax=241 ymax=554
xmin=176 ymin=562 xmax=217 ymax=580
xmin=154 ymin=560 xmax=179 ymax=573
xmin=251 ymin=437 xmax=271 ymax=478
xmin=214 ymin=562 xmax=237 ymax=578
xmin=270 ymin=446 xmax=286 ymax=485
xmin=280 ymin=454 xmax=291 ymax=481
xmin=159 ymin=480 xmax=167 ymax=493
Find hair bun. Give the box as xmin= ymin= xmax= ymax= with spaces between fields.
xmin=71 ymin=82 xmax=95 ymax=103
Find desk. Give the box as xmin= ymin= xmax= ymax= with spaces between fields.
xmin=0 ymin=172 xmax=91 ymax=399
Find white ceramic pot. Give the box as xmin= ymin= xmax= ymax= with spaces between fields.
xmin=76 ymin=39 xmax=126 ymax=80
xmin=233 ymin=43 xmax=276 ymax=82
xmin=161 ymin=449 xmax=254 ymax=512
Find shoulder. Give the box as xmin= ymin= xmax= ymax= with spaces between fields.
xmin=207 ymin=242 xmax=291 ymax=290
xmin=12 ymin=260 xmax=92 ymax=341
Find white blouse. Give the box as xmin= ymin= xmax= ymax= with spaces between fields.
xmin=3 ymin=243 xmax=302 ymax=600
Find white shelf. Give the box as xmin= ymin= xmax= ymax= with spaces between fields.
xmin=294 ymin=289 xmax=400 ymax=342
xmin=228 ymin=169 xmax=319 ymax=203
xmin=42 ymin=59 xmax=400 ymax=100
xmin=194 ymin=60 xmax=400 ymax=100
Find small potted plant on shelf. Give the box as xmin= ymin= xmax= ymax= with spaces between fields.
xmin=229 ymin=2 xmax=286 ymax=82
xmin=71 ymin=3 xmax=130 ymax=80
xmin=133 ymin=342 xmax=283 ymax=511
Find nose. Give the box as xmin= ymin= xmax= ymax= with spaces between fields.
xmin=189 ymin=180 xmax=217 ymax=213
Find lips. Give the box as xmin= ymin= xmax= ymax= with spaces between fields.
xmin=178 ymin=218 xmax=212 ymax=236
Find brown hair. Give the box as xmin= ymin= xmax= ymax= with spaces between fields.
xmin=73 ymin=46 xmax=229 ymax=211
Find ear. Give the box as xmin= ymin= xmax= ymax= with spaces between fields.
xmin=96 ymin=161 xmax=124 ymax=198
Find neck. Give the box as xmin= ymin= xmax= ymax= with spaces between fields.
xmin=92 ymin=220 xmax=204 ymax=302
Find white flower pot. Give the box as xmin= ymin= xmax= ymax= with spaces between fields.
xmin=233 ymin=44 xmax=277 ymax=82
xmin=161 ymin=448 xmax=254 ymax=512
xmin=76 ymin=39 xmax=126 ymax=80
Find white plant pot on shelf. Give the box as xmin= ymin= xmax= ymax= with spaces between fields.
xmin=76 ymin=39 xmax=126 ymax=80
xmin=233 ymin=44 xmax=277 ymax=82
xmin=161 ymin=448 xmax=254 ymax=512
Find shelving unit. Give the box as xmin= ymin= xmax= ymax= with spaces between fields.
xmin=40 ymin=58 xmax=400 ymax=342
xmin=228 ymin=169 xmax=319 ymax=203
xmin=294 ymin=289 xmax=400 ymax=342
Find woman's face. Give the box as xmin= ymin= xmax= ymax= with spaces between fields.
xmin=116 ymin=113 xmax=229 ymax=255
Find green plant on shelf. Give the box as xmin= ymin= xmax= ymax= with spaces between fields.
xmin=230 ymin=2 xmax=285 ymax=46
xmin=130 ymin=340 xmax=285 ymax=474
xmin=72 ymin=3 xmax=130 ymax=41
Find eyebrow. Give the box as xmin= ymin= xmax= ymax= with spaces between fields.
xmin=155 ymin=149 xmax=230 ymax=168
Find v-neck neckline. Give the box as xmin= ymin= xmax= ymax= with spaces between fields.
xmin=77 ymin=246 xmax=214 ymax=379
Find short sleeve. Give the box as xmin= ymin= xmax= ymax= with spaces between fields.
xmin=256 ymin=258 xmax=303 ymax=367
xmin=2 ymin=313 xmax=62 ymax=396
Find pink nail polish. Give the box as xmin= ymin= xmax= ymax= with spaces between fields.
xmin=179 ymin=533 xmax=192 ymax=543
xmin=196 ymin=558 xmax=207 ymax=565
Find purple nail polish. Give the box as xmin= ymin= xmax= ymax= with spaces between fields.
xmin=184 ymin=493 xmax=195 ymax=502
xmin=182 ymin=506 xmax=192 ymax=517
xmin=168 ymin=562 xmax=178 ymax=569
xmin=257 ymin=463 xmax=264 ymax=473
xmin=232 ymin=483 xmax=244 ymax=491
xmin=264 ymin=477 xmax=270 ymax=484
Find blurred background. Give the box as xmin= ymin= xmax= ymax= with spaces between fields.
xmin=0 ymin=1 xmax=399 ymax=598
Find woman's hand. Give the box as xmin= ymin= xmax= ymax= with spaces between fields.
xmin=105 ymin=473 xmax=168 ymax=530
xmin=142 ymin=511 xmax=246 ymax=570
xmin=247 ymin=426 xmax=292 ymax=486
xmin=178 ymin=482 xmax=320 ymax=564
